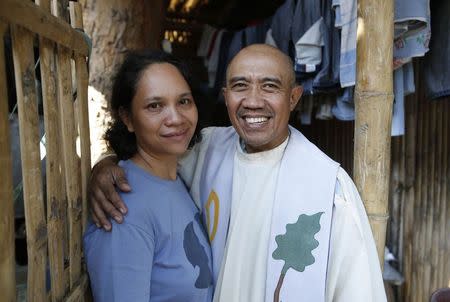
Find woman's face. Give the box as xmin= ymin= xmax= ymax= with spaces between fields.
xmin=122 ymin=63 xmax=198 ymax=158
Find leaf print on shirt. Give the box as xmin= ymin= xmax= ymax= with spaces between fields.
xmin=272 ymin=212 xmax=324 ymax=302
xmin=183 ymin=212 xmax=212 ymax=289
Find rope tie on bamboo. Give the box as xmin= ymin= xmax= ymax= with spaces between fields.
xmin=74 ymin=28 xmax=92 ymax=59
xmin=354 ymin=90 xmax=394 ymax=100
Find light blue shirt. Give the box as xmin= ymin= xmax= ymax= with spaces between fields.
xmin=84 ymin=160 xmax=213 ymax=302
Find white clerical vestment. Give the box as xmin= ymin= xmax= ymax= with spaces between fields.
xmin=179 ymin=127 xmax=387 ymax=302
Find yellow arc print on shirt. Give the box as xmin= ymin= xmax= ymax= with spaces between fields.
xmin=205 ymin=190 xmax=219 ymax=242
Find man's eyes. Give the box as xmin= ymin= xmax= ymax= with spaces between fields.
xmin=231 ymin=82 xmax=248 ymax=89
xmin=262 ymin=83 xmax=279 ymax=89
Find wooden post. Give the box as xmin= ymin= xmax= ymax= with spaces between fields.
xmin=70 ymin=1 xmax=91 ymax=233
xmin=56 ymin=44 xmax=83 ymax=290
xmin=36 ymin=0 xmax=68 ymax=299
xmin=0 ymin=21 xmax=16 ymax=302
xmin=11 ymin=25 xmax=48 ymax=302
xmin=354 ymin=0 xmax=394 ymax=265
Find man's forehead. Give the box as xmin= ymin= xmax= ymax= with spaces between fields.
xmin=227 ymin=47 xmax=293 ymax=83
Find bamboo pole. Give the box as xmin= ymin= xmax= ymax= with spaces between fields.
xmin=410 ymin=96 xmax=423 ymax=302
xmin=0 ymin=0 xmax=89 ymax=56
xmin=11 ymin=25 xmax=48 ymax=302
xmin=70 ymin=1 xmax=91 ymax=233
xmin=423 ymin=99 xmax=437 ymax=300
xmin=36 ymin=0 xmax=68 ymax=298
xmin=402 ymin=92 xmax=417 ymax=302
xmin=0 ymin=21 xmax=16 ymax=302
xmin=444 ymin=101 xmax=450 ymax=287
xmin=431 ymin=101 xmax=443 ymax=293
xmin=389 ymin=136 xmax=402 ymax=256
xmin=354 ymin=0 xmax=394 ymax=265
xmin=56 ymin=45 xmax=83 ymax=289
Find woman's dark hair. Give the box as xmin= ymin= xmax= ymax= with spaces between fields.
xmin=105 ymin=49 xmax=200 ymax=160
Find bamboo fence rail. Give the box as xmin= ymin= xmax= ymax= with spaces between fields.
xmin=0 ymin=20 xmax=16 ymax=302
xmin=0 ymin=0 xmax=91 ymax=300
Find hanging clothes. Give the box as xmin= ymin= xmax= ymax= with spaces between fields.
xmin=423 ymin=0 xmax=450 ymax=100
xmin=393 ymin=0 xmax=430 ymax=68
xmin=332 ymin=0 xmax=357 ymax=88
xmin=270 ymin=0 xmax=296 ymax=56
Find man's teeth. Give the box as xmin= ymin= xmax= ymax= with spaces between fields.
xmin=245 ymin=117 xmax=268 ymax=123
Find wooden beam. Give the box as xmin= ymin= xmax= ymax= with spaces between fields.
xmin=354 ymin=0 xmax=394 ymax=266
xmin=0 ymin=21 xmax=16 ymax=302
xmin=70 ymin=1 xmax=91 ymax=233
xmin=56 ymin=44 xmax=82 ymax=290
xmin=36 ymin=0 xmax=69 ymax=299
xmin=0 ymin=0 xmax=89 ymax=56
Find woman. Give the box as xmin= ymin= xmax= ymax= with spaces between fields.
xmin=83 ymin=50 xmax=213 ymax=302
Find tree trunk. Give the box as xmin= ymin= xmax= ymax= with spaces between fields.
xmin=80 ymin=0 xmax=166 ymax=163
xmin=273 ymin=272 xmax=285 ymax=302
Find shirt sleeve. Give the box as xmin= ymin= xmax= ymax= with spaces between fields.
xmin=84 ymin=221 xmax=155 ymax=302
xmin=325 ymin=168 xmax=387 ymax=302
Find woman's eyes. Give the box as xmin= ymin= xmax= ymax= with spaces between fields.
xmin=179 ymin=98 xmax=192 ymax=105
xmin=147 ymin=102 xmax=162 ymax=109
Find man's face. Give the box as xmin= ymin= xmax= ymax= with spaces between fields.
xmin=223 ymin=46 xmax=302 ymax=153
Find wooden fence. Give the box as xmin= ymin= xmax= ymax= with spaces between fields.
xmin=0 ymin=0 xmax=91 ymax=301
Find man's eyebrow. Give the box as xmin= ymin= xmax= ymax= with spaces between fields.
xmin=228 ymin=76 xmax=248 ymax=84
xmin=260 ymin=77 xmax=282 ymax=85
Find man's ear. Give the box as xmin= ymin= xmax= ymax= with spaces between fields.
xmin=119 ymin=107 xmax=134 ymax=132
xmin=290 ymin=85 xmax=303 ymax=111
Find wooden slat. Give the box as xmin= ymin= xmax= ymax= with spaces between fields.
xmin=0 ymin=0 xmax=89 ymax=56
xmin=0 ymin=21 xmax=16 ymax=302
xmin=64 ymin=274 xmax=88 ymax=302
xmin=443 ymin=101 xmax=450 ymax=287
xmin=423 ymin=100 xmax=437 ymax=300
xmin=431 ymin=102 xmax=443 ymax=292
xmin=56 ymin=45 xmax=82 ymax=289
xmin=37 ymin=0 xmax=68 ymax=298
xmin=402 ymin=93 xmax=417 ymax=302
xmin=11 ymin=25 xmax=48 ymax=302
xmin=412 ymin=94 xmax=424 ymax=302
xmin=70 ymin=1 xmax=91 ymax=233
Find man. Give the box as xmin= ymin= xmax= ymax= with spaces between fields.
xmin=89 ymin=44 xmax=386 ymax=301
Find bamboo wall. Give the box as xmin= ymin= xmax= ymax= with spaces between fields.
xmin=295 ymin=62 xmax=450 ymax=302
xmin=0 ymin=0 xmax=91 ymax=301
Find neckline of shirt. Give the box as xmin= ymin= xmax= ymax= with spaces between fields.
xmin=236 ymin=134 xmax=289 ymax=163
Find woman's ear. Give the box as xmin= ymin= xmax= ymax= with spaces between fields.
xmin=119 ymin=107 xmax=134 ymax=132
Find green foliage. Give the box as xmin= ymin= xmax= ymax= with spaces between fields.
xmin=272 ymin=212 xmax=323 ymax=275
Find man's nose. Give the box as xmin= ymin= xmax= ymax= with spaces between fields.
xmin=242 ymin=86 xmax=264 ymax=108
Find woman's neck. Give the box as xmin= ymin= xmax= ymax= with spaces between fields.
xmin=132 ymin=147 xmax=178 ymax=181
